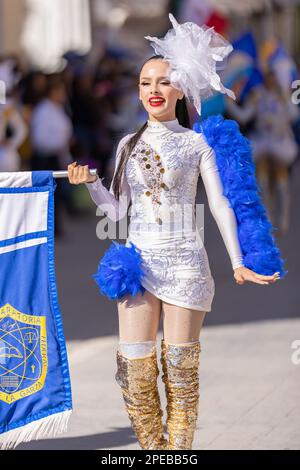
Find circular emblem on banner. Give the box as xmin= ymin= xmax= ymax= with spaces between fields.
xmin=0 ymin=303 xmax=47 ymax=404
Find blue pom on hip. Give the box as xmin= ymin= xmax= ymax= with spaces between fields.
xmin=92 ymin=240 xmax=146 ymax=300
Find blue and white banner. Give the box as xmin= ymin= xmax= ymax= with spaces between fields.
xmin=0 ymin=171 xmax=72 ymax=449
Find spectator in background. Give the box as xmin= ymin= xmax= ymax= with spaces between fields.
xmin=93 ymin=52 xmax=131 ymax=180
xmin=225 ymin=70 xmax=299 ymax=236
xmin=70 ymin=72 xmax=102 ymax=171
xmin=21 ymin=71 xmax=48 ymax=108
xmin=30 ymin=77 xmax=73 ymax=236
xmin=0 ymin=58 xmax=27 ymax=171
xmin=18 ymin=71 xmax=48 ymax=169
xmin=106 ymin=69 xmax=144 ymax=182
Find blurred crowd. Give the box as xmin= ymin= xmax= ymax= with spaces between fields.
xmin=0 ymin=46 xmax=299 ymax=238
xmin=0 ymin=51 xmax=147 ymax=171
xmin=0 ymin=51 xmax=145 ymax=235
xmin=225 ymin=69 xmax=300 ymax=238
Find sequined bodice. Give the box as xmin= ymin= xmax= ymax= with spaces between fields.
xmin=85 ymin=117 xmax=245 ymax=269
xmin=126 ymin=128 xmax=201 ymax=231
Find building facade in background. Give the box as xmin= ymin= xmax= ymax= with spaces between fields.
xmin=0 ymin=0 xmax=91 ymax=71
xmin=0 ymin=0 xmax=299 ymax=70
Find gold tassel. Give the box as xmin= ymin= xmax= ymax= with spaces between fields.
xmin=160 ymin=339 xmax=201 ymax=450
xmin=115 ymin=348 xmax=167 ymax=450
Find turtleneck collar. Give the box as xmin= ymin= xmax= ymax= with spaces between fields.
xmin=146 ymin=118 xmax=181 ymax=132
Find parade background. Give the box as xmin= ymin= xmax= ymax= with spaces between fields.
xmin=0 ymin=0 xmax=299 ymax=450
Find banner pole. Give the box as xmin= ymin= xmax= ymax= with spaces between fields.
xmin=52 ymin=169 xmax=98 ymax=179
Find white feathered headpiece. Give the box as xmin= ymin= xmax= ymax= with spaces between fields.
xmin=144 ymin=13 xmax=236 ymax=115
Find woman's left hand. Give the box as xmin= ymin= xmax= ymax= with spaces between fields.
xmin=233 ymin=266 xmax=280 ymax=285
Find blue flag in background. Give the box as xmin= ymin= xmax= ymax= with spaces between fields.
xmin=0 ymin=171 xmax=72 ymax=449
xmin=232 ymin=31 xmax=257 ymax=61
xmin=230 ymin=31 xmax=263 ymax=102
xmin=200 ymin=31 xmax=263 ymax=118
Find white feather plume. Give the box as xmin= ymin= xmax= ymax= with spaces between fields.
xmin=144 ymin=13 xmax=236 ymax=115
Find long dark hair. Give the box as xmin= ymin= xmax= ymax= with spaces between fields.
xmin=111 ymin=54 xmax=191 ymax=201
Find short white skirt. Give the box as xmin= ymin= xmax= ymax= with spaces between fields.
xmin=125 ymin=228 xmax=215 ymax=312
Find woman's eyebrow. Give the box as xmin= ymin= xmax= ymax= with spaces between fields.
xmin=140 ymin=76 xmax=169 ymax=80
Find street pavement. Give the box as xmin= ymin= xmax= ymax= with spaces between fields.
xmin=17 ymin=160 xmax=300 ymax=450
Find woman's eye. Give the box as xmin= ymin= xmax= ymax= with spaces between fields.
xmin=140 ymin=82 xmax=170 ymax=85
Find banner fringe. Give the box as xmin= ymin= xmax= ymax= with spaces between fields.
xmin=0 ymin=409 xmax=72 ymax=450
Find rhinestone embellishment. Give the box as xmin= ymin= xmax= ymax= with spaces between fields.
xmin=133 ymin=139 xmax=170 ymax=223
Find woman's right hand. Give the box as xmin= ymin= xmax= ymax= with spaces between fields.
xmin=67 ymin=161 xmax=98 ymax=184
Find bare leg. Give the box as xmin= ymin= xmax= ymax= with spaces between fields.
xmin=162 ymin=301 xmax=206 ymax=343
xmin=117 ymin=289 xmax=162 ymax=343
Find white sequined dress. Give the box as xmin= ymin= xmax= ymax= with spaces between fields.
xmin=86 ymin=118 xmax=244 ymax=312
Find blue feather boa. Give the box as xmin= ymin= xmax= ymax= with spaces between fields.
xmin=194 ymin=114 xmax=287 ymax=278
xmin=92 ymin=241 xmax=146 ymax=300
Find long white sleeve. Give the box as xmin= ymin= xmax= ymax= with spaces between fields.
xmin=199 ymin=138 xmax=244 ymax=270
xmin=85 ymin=133 xmax=133 ymax=222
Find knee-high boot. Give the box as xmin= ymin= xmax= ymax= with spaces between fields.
xmin=115 ymin=345 xmax=167 ymax=450
xmin=160 ymin=339 xmax=201 ymax=450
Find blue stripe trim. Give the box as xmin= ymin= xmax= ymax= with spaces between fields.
xmin=0 ymin=231 xmax=48 ymax=248
xmin=0 ymin=404 xmax=69 ymax=434
xmin=0 ymin=175 xmax=72 ymax=435
xmin=32 ymin=171 xmax=53 ymax=187
xmin=0 ymin=187 xmax=50 ymax=194
xmin=46 ymin=180 xmax=73 ymax=411
xmin=0 ymin=171 xmax=52 ymax=191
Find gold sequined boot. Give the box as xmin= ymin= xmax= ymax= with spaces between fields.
xmin=115 ymin=347 xmax=167 ymax=450
xmin=160 ymin=339 xmax=201 ymax=450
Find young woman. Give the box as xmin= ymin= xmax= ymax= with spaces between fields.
xmin=67 ymin=49 xmax=280 ymax=449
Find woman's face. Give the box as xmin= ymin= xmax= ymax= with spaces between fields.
xmin=139 ymin=59 xmax=184 ymax=121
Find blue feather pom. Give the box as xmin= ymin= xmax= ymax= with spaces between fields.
xmin=92 ymin=241 xmax=146 ymax=300
xmin=194 ymin=114 xmax=287 ymax=278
